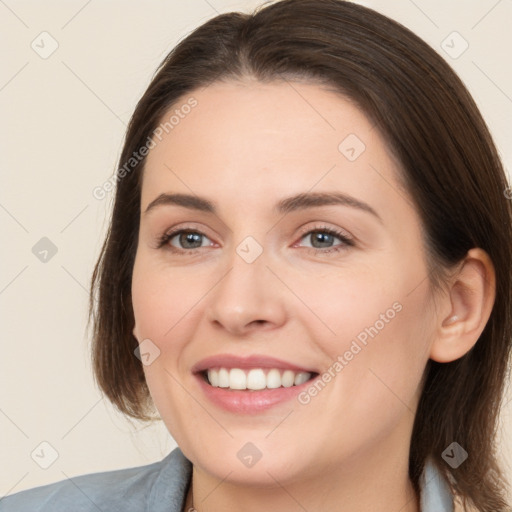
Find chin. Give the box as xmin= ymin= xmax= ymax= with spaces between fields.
xmin=181 ymin=435 xmax=314 ymax=486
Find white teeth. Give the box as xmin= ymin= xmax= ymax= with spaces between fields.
xmin=229 ymin=369 xmax=246 ymax=390
xmin=206 ymin=368 xmax=313 ymax=390
xmin=281 ymin=370 xmax=295 ymax=388
xmin=266 ymin=369 xmax=282 ymax=389
xmin=208 ymin=368 xmax=219 ymax=387
xmin=294 ymin=372 xmax=310 ymax=386
xmin=246 ymin=369 xmax=266 ymax=390
xmin=218 ymin=368 xmax=230 ymax=388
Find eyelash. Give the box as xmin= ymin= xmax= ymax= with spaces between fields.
xmin=156 ymin=225 xmax=354 ymax=256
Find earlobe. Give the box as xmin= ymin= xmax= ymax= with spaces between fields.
xmin=429 ymin=248 xmax=496 ymax=363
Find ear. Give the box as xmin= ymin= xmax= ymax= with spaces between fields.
xmin=133 ymin=325 xmax=140 ymax=343
xmin=429 ymin=248 xmax=496 ymax=363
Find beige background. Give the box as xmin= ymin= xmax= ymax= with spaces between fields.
xmin=1 ymin=0 xmax=511 ymax=501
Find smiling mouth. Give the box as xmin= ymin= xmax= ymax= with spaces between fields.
xmin=201 ymin=367 xmax=319 ymax=391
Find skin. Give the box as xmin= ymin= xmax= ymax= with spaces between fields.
xmin=131 ymin=79 xmax=495 ymax=512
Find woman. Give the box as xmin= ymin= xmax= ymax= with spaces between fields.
xmin=2 ymin=0 xmax=510 ymax=510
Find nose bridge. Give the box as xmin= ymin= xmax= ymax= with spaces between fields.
xmin=206 ymin=233 xmax=286 ymax=332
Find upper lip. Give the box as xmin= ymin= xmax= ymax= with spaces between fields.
xmin=192 ymin=354 xmax=318 ymax=374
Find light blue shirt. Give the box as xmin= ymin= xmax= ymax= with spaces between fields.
xmin=0 ymin=447 xmax=454 ymax=511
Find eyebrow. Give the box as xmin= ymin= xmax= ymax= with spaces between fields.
xmin=143 ymin=191 xmax=382 ymax=223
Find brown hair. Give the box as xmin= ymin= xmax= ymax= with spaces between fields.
xmin=88 ymin=0 xmax=512 ymax=509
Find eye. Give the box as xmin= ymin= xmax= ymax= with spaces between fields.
xmin=296 ymin=226 xmax=354 ymax=253
xmin=156 ymin=225 xmax=354 ymax=255
xmin=157 ymin=229 xmax=214 ymax=251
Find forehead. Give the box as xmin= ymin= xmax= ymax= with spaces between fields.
xmin=146 ymin=79 xmax=376 ymax=165
xmin=140 ymin=79 xmax=408 ymax=220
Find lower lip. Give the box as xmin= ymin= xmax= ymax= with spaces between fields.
xmin=195 ymin=373 xmax=317 ymax=414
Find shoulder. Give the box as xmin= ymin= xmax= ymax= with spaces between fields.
xmin=0 ymin=447 xmax=192 ymax=512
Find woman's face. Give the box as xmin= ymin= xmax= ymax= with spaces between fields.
xmin=131 ymin=80 xmax=438 ymax=485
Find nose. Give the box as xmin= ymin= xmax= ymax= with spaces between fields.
xmin=205 ymin=245 xmax=288 ymax=336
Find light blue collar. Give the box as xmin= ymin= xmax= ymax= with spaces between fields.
xmin=420 ymin=458 xmax=454 ymax=511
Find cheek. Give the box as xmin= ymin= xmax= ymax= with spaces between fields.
xmin=131 ymin=253 xmax=205 ymax=342
xmin=290 ymin=262 xmax=407 ymax=352
xmin=332 ymin=296 xmax=431 ymax=436
xmin=131 ymin=256 xmax=204 ymax=444
xmin=296 ymin=260 xmax=432 ymax=419
xmin=131 ymin=254 xmax=213 ymax=416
